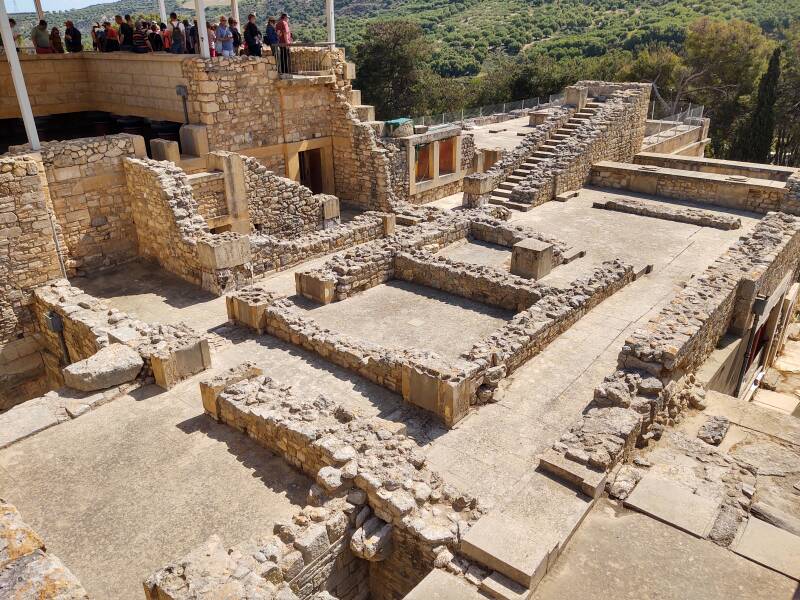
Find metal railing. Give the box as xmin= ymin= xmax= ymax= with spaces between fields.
xmin=645 ymin=104 xmax=705 ymax=141
xmin=411 ymin=92 xmax=565 ymax=128
xmin=275 ymin=43 xmax=334 ymax=75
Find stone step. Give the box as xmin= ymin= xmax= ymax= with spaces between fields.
xmin=533 ymin=151 xmax=555 ymax=158
xmin=349 ymin=88 xmax=362 ymax=105
xmin=480 ymin=571 xmax=530 ymax=600
xmin=506 ymin=175 xmax=526 ymax=183
xmin=461 ymin=473 xmax=594 ymax=591
xmin=498 ymin=182 xmax=516 ymax=190
xmin=493 ymin=188 xmax=513 ymax=199
xmin=585 ymin=101 xmax=604 ymax=108
xmin=489 ymin=197 xmax=534 ymax=212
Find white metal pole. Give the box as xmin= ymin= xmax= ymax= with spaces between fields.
xmin=325 ymin=0 xmax=335 ymax=47
xmin=0 ymin=1 xmax=39 ymax=149
xmin=33 ymin=0 xmax=43 ymax=20
xmin=230 ymin=0 xmax=240 ymax=28
xmin=157 ymin=0 xmax=167 ymax=23
xmin=195 ymin=0 xmax=210 ymax=58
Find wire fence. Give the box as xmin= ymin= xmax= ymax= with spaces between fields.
xmin=411 ymin=92 xmax=566 ymax=128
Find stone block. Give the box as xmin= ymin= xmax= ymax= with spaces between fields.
xmin=400 ymin=363 xmax=472 ymax=427
xmin=0 ymin=400 xmax=59 ymax=450
xmin=529 ymin=110 xmax=550 ymax=126
xmin=196 ymin=235 xmax=251 ymax=270
xmin=295 ymin=272 xmax=335 ymax=305
xmin=150 ymin=138 xmax=180 ymax=163
xmin=381 ymin=213 xmax=396 ymax=236
xmin=0 ymin=501 xmax=45 ymax=567
xmin=564 ymin=85 xmax=588 ymax=109
xmin=321 ymin=195 xmax=340 ymax=220
xmin=0 ymin=550 xmax=88 ymax=599
xmin=293 ymin=523 xmax=330 ymax=563
xmin=199 ymin=361 xmax=263 ymax=420
xmin=179 ymin=124 xmax=210 ymax=157
xmin=511 ymin=238 xmax=554 ymax=280
xmin=150 ymin=339 xmax=211 ymax=389
xmin=344 ymin=62 xmax=356 ymax=81
xmin=537 ymin=450 xmax=607 ymax=499
xmin=480 ymin=571 xmax=530 ymax=600
xmin=62 ymin=344 xmax=143 ymax=392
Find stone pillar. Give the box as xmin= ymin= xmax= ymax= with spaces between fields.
xmin=565 ymin=85 xmax=589 ymax=110
xmin=511 ymin=239 xmax=554 ymax=280
xmin=209 ymin=151 xmax=250 ymax=234
xmin=179 ymin=124 xmax=209 ymax=157
xmin=150 ymin=139 xmax=181 ymax=163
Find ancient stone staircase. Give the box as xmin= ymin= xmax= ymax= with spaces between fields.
xmin=488 ymin=100 xmax=604 ymax=212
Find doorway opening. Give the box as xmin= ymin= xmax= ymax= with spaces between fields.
xmin=299 ymin=148 xmax=324 ymax=194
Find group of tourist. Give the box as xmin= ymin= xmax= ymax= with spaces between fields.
xmin=4 ymin=12 xmax=293 ymax=68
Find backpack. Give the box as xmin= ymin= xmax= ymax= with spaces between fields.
xmin=172 ymin=24 xmax=184 ymax=44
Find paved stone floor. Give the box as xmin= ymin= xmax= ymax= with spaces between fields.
xmin=11 ymin=192 xmax=767 ymax=597
xmin=437 ymin=238 xmax=512 ymax=269
xmin=0 ymin=377 xmax=313 ymax=600
xmin=307 ymin=280 xmax=514 ymax=359
xmin=533 ymin=499 xmax=797 ymax=600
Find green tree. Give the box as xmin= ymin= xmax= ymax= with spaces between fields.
xmin=730 ymin=47 xmax=781 ymax=163
xmin=683 ymin=18 xmax=771 ymax=157
xmin=774 ymin=25 xmax=800 ymax=166
xmin=354 ymin=20 xmax=431 ymax=120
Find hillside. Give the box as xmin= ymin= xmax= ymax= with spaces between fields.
xmin=9 ymin=0 xmax=800 ymax=76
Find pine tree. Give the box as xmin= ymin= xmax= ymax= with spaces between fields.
xmin=731 ymin=48 xmax=781 ymax=162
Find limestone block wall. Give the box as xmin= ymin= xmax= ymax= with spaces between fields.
xmin=0 ymin=499 xmax=88 ymax=598
xmin=0 ymin=53 xmax=188 ymax=122
xmin=188 ymin=171 xmax=228 ymax=223
xmin=123 ymin=157 xmax=207 ymax=285
xmin=0 ymin=154 xmax=62 ymax=349
xmin=633 ymin=153 xmax=798 ymax=183
xmin=242 ymin=155 xmax=324 ymax=236
xmin=9 ymin=134 xmax=146 ymax=276
xmin=590 ymin=162 xmax=793 ymax=215
xmin=250 ymin=213 xmax=387 ymax=277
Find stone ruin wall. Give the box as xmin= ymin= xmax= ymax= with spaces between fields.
xmin=123 ymin=157 xmax=208 ymax=286
xmin=0 ymin=498 xmax=89 ymax=598
xmin=8 ymin=134 xmax=146 ymax=277
xmin=242 ymin=155 xmax=326 ymax=237
xmin=147 ymin=365 xmax=486 ymax=600
xmin=510 ymin=82 xmax=650 ymax=206
xmin=0 ymin=154 xmax=64 ymax=407
xmin=188 ymin=171 xmax=227 ymax=223
xmin=540 ymin=212 xmax=800 ymax=498
xmin=246 ymin=207 xmax=638 ymax=426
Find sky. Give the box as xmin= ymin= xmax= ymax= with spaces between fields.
xmin=7 ymin=0 xmax=119 ymax=12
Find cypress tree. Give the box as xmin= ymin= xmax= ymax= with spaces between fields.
xmin=732 ymin=48 xmax=781 ymax=162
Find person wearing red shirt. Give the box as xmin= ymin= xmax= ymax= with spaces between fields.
xmin=275 ymin=13 xmax=292 ymax=74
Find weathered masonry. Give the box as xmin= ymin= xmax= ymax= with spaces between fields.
xmin=3 ymin=73 xmax=800 ymax=600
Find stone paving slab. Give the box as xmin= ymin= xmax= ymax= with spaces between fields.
xmin=624 ymin=474 xmax=719 ymax=538
xmin=460 ymin=473 xmax=592 ymax=589
xmin=0 ymin=400 xmax=60 ymax=450
xmin=404 ymin=567 xmax=485 ymax=600
xmin=732 ymin=517 xmax=800 ymax=580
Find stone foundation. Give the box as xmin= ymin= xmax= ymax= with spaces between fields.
xmin=592 ymin=197 xmax=742 ymax=230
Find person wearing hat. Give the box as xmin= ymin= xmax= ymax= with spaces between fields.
xmin=275 ymin=13 xmax=292 ymax=73
xmin=64 ymin=20 xmax=82 ymax=52
xmin=265 ymin=17 xmax=279 ymax=64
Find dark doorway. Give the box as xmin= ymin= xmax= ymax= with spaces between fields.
xmin=299 ymin=148 xmax=324 ymax=194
